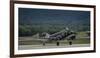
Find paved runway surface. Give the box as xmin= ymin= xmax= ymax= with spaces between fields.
xmin=18 ymin=44 xmax=90 ymax=50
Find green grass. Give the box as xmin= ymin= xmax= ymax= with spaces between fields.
xmin=19 ymin=38 xmax=90 ymax=45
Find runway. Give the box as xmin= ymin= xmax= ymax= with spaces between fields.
xmin=18 ymin=44 xmax=90 ymax=50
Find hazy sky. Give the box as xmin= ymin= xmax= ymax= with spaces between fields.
xmin=19 ymin=8 xmax=90 ymax=24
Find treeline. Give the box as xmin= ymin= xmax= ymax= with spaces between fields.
xmin=19 ymin=25 xmax=62 ymax=36
xmin=19 ymin=24 xmax=90 ymax=37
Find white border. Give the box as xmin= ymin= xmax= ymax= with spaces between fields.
xmin=14 ymin=4 xmax=94 ymax=54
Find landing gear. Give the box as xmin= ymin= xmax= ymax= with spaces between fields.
xmin=43 ymin=42 xmax=46 ymax=46
xmin=56 ymin=41 xmax=60 ymax=46
xmin=69 ymin=41 xmax=72 ymax=45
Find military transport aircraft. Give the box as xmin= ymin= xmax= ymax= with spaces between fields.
xmin=39 ymin=27 xmax=76 ymax=41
